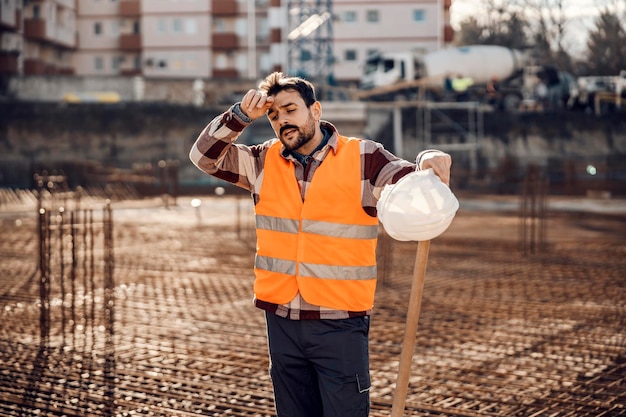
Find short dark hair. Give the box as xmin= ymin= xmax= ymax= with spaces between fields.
xmin=258 ymin=72 xmax=317 ymax=106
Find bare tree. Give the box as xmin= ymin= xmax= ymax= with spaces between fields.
xmin=455 ymin=0 xmax=530 ymax=49
xmin=514 ymin=0 xmax=572 ymax=69
xmin=454 ymin=0 xmax=626 ymax=74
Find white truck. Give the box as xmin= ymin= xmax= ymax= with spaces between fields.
xmin=359 ymin=45 xmax=545 ymax=109
xmin=361 ymin=45 xmax=528 ymax=91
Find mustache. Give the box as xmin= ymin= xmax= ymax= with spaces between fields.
xmin=280 ymin=125 xmax=299 ymax=136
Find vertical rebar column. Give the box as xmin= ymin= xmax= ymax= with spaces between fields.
xmin=88 ymin=209 xmax=96 ymax=327
xmin=520 ymin=166 xmax=548 ymax=255
xmin=38 ymin=208 xmax=50 ymax=340
xmin=103 ymin=201 xmax=115 ymax=336
xmin=58 ymin=207 xmax=67 ymax=344
xmin=81 ymin=209 xmax=89 ymax=326
xmin=102 ymin=201 xmax=116 ymax=414
xmin=70 ymin=210 xmax=77 ymax=336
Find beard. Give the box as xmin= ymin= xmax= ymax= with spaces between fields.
xmin=279 ymin=111 xmax=316 ymax=152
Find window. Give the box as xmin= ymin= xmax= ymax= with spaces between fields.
xmin=94 ymin=56 xmax=104 ymax=71
xmin=235 ymin=18 xmax=248 ymax=36
xmin=172 ymin=18 xmax=183 ymax=33
xmin=413 ymin=9 xmax=426 ymax=22
xmin=344 ymin=49 xmax=357 ymax=61
xmin=214 ymin=18 xmax=226 ymax=33
xmin=110 ymin=21 xmax=120 ymax=36
xmin=112 ymin=55 xmax=122 ymax=70
xmin=257 ymin=18 xmax=269 ymax=41
xmin=215 ymin=54 xmax=227 ymax=69
xmin=383 ymin=58 xmax=395 ymax=73
xmin=185 ymin=19 xmax=197 ymax=35
xmin=259 ymin=52 xmax=271 ymax=73
xmin=366 ymin=10 xmax=379 ymax=23
xmin=94 ymin=22 xmax=102 ymax=35
xmin=343 ymin=11 xmax=357 ymax=23
xmin=157 ymin=19 xmax=167 ymax=33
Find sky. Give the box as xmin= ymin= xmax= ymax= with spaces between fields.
xmin=449 ymin=0 xmax=626 ymax=56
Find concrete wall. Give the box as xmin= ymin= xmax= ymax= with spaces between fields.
xmin=6 ymin=75 xmax=257 ymax=104
xmin=1 ymin=101 xmax=624 ymax=195
xmin=368 ymin=106 xmax=626 ymax=194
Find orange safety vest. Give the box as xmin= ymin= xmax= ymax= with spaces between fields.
xmin=253 ymin=135 xmax=379 ymax=311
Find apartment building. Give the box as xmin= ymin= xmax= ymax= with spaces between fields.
xmin=74 ymin=0 xmax=136 ymax=76
xmin=74 ymin=0 xmax=274 ymax=79
xmin=1 ymin=0 xmax=453 ymax=85
xmin=332 ymin=0 xmax=453 ymax=84
xmin=0 ymin=0 xmax=77 ymax=75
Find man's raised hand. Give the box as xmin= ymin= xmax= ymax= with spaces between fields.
xmin=240 ymin=89 xmax=274 ymax=121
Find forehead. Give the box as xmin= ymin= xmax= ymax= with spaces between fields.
xmin=269 ymin=89 xmax=305 ymax=110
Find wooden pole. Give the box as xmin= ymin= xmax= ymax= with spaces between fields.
xmin=390 ymin=240 xmax=431 ymax=417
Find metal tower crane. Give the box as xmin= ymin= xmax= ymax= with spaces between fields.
xmin=286 ymin=0 xmax=335 ymax=84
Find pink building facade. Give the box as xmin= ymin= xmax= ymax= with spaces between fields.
xmin=0 ymin=0 xmax=77 ymax=75
xmin=1 ymin=0 xmax=453 ymax=84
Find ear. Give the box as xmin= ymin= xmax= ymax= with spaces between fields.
xmin=311 ymin=101 xmax=322 ymax=122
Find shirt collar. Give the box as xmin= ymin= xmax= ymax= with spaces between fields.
xmin=280 ymin=120 xmax=339 ymax=163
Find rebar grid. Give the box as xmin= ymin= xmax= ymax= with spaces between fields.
xmin=0 ymin=197 xmax=624 ymax=417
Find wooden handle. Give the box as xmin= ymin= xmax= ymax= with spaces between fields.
xmin=390 ymin=240 xmax=431 ymax=417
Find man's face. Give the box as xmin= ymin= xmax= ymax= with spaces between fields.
xmin=266 ymin=89 xmax=321 ymax=153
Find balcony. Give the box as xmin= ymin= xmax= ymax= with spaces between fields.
xmin=212 ymin=0 xmax=237 ymax=16
xmin=120 ymin=68 xmax=142 ymax=76
xmin=23 ymin=58 xmax=46 ymax=75
xmin=57 ymin=66 xmax=76 ymax=75
xmin=212 ymin=33 xmax=238 ymax=49
xmin=24 ymin=18 xmax=47 ymax=42
xmin=270 ymin=28 xmax=281 ymax=43
xmin=120 ymin=0 xmax=140 ymax=17
xmin=120 ymin=34 xmax=142 ymax=51
xmin=212 ymin=68 xmax=239 ymax=79
xmin=0 ymin=52 xmax=19 ymax=75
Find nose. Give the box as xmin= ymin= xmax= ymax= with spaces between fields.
xmin=277 ymin=112 xmax=289 ymax=126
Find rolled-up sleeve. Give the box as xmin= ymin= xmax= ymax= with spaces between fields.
xmin=189 ymin=105 xmax=276 ymax=192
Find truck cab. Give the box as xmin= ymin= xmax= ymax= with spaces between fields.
xmin=361 ymin=51 xmax=422 ymax=90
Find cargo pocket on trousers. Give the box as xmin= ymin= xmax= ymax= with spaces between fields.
xmin=356 ymin=372 xmax=371 ymax=394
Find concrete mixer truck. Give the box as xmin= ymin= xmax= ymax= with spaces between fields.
xmin=359 ymin=45 xmax=555 ymax=110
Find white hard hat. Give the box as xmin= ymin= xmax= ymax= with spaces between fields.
xmin=377 ymin=169 xmax=459 ymax=241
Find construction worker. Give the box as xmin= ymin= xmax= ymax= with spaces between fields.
xmin=189 ymin=71 xmax=452 ymax=417
xmin=452 ymin=73 xmax=474 ymax=101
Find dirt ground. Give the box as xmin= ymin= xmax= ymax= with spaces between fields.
xmin=0 ymin=192 xmax=625 ymax=416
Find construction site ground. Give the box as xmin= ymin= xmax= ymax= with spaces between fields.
xmin=0 ymin=191 xmax=625 ymax=417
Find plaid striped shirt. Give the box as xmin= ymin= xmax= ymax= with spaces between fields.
xmin=190 ymin=104 xmax=439 ymax=320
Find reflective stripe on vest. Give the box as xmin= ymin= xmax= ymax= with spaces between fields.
xmin=256 ymin=215 xmax=378 ymax=239
xmin=253 ymin=135 xmax=379 ymax=311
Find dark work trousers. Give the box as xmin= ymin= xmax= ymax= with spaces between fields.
xmin=265 ymin=312 xmax=372 ymax=417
